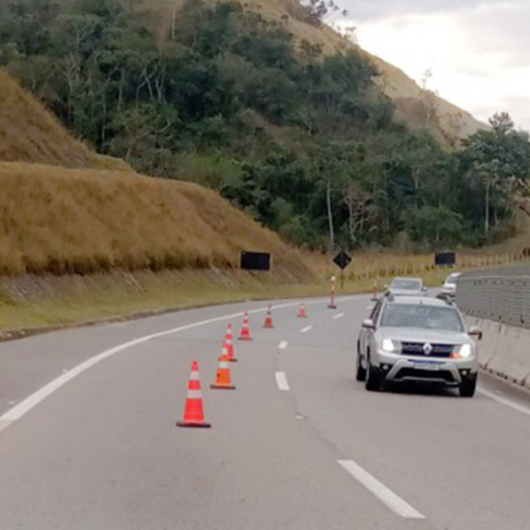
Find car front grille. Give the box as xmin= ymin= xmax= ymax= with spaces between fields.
xmin=400 ymin=342 xmax=454 ymax=358
xmin=394 ymin=368 xmax=456 ymax=383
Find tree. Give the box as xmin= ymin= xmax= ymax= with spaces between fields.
xmin=463 ymin=113 xmax=530 ymax=235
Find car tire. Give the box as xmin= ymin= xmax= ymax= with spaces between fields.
xmin=365 ymin=359 xmax=382 ymax=391
xmin=459 ymin=374 xmax=477 ymax=397
xmin=356 ymin=341 xmax=366 ymax=382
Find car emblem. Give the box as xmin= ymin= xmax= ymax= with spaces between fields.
xmin=423 ymin=343 xmax=433 ymax=356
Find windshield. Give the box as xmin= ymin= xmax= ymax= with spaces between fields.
xmin=381 ymin=303 xmax=464 ymax=332
xmin=390 ymin=279 xmax=422 ymax=290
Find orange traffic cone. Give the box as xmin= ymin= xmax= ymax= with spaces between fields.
xmin=177 ymin=361 xmax=211 ymax=428
xmin=225 ymin=324 xmax=237 ymax=362
xmin=211 ymin=346 xmax=236 ymax=390
xmin=263 ymin=305 xmax=274 ymax=329
xmin=239 ymin=311 xmax=252 ymax=341
xmin=298 ymin=303 xmax=307 ymax=318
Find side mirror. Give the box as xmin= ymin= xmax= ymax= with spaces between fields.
xmin=422 ymin=286 xmax=428 ymax=292
xmin=469 ymin=327 xmax=483 ymax=341
xmin=362 ymin=319 xmax=376 ymax=330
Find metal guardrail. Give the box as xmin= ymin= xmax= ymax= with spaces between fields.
xmin=456 ymin=275 xmax=530 ymax=328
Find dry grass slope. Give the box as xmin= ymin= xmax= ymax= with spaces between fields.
xmin=0 ymin=69 xmax=129 ymax=171
xmin=0 ymin=162 xmax=311 ymax=279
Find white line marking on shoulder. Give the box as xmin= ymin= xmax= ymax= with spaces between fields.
xmin=338 ymin=460 xmax=424 ymax=519
xmin=333 ymin=313 xmax=345 ymax=320
xmin=275 ymin=372 xmax=290 ymax=391
xmin=478 ymin=388 xmax=530 ymax=417
xmin=300 ymin=326 xmax=313 ymax=333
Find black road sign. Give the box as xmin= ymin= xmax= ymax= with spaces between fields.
xmin=240 ymin=251 xmax=272 ymax=271
xmin=435 ymin=252 xmax=456 ymax=267
xmin=333 ymin=250 xmax=352 ymax=270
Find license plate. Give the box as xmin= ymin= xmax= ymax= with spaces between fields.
xmin=413 ymin=362 xmax=440 ymax=371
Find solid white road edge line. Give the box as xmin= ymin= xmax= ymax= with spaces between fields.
xmin=478 ymin=388 xmax=530 ymax=417
xmin=275 ymin=372 xmax=290 ymax=391
xmin=279 ymin=341 xmax=289 ymax=350
xmin=338 ymin=460 xmax=425 ymax=519
xmin=333 ymin=313 xmax=345 ymax=320
xmin=300 ymin=325 xmax=313 ymax=333
xmin=0 ymin=296 xmax=359 ymax=432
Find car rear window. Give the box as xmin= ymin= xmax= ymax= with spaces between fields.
xmin=391 ymin=279 xmax=422 ymax=290
xmin=381 ymin=303 xmax=464 ymax=332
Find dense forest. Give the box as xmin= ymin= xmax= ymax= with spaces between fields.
xmin=1 ymin=0 xmax=530 ymax=250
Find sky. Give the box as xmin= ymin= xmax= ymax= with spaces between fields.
xmin=332 ymin=0 xmax=530 ymax=131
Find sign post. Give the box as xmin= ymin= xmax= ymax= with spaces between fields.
xmin=330 ymin=250 xmax=352 ymax=308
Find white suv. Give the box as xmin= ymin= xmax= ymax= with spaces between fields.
xmin=357 ymin=295 xmax=481 ymax=397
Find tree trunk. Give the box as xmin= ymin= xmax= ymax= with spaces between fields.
xmin=484 ymin=180 xmax=490 ymax=234
xmin=326 ymin=176 xmax=335 ymax=251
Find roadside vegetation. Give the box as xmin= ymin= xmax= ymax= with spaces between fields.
xmin=0 ymin=162 xmax=309 ymax=277
xmin=1 ymin=0 xmax=529 ymax=251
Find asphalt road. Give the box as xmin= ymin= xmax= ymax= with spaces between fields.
xmin=1 ymin=295 xmax=530 ymax=529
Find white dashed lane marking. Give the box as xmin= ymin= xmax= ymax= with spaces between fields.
xmin=275 ymin=372 xmax=290 ymax=391
xmin=338 ymin=460 xmax=425 ymax=519
xmin=333 ymin=313 xmax=345 ymax=320
xmin=279 ymin=341 xmax=289 ymax=350
xmin=300 ymin=326 xmax=313 ymax=333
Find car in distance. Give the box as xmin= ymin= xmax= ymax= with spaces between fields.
xmin=384 ymin=277 xmax=427 ymax=297
xmin=438 ymin=272 xmax=461 ymax=300
xmin=356 ymin=296 xmax=481 ymax=397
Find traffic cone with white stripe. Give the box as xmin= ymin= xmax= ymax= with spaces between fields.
xmin=239 ymin=311 xmax=252 ymax=341
xmin=211 ymin=346 xmax=236 ymax=390
xmin=225 ymin=324 xmax=237 ymax=362
xmin=298 ymin=303 xmax=307 ymax=318
xmin=263 ymin=305 xmax=274 ymax=329
xmin=177 ymin=361 xmax=211 ymax=428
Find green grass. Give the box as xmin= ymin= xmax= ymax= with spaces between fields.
xmin=0 ymin=265 xmax=484 ymax=335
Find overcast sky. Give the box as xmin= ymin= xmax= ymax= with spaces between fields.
xmin=333 ymin=0 xmax=530 ymax=131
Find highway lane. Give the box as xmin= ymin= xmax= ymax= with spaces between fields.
xmin=0 ymin=295 xmax=529 ymax=529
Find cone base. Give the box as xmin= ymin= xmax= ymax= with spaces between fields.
xmin=263 ymin=325 xmax=274 ymax=329
xmin=210 ymin=384 xmax=236 ymax=390
xmin=238 ymin=337 xmax=252 ymax=341
xmin=298 ymin=315 xmax=307 ymax=318
xmin=328 ymin=305 xmax=337 ymax=309
xmin=228 ymin=358 xmax=238 ymax=363
xmin=177 ymin=421 xmax=211 ymax=428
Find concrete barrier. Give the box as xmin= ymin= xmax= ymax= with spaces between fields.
xmin=466 ymin=315 xmax=530 ymax=389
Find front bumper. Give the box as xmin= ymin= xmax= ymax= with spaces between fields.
xmin=372 ymin=350 xmax=477 ymax=385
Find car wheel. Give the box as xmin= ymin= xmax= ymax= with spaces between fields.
xmin=356 ymin=342 xmax=366 ymax=382
xmin=459 ymin=374 xmax=477 ymax=397
xmin=365 ymin=358 xmax=382 ymax=391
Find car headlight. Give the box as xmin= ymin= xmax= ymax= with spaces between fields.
xmin=381 ymin=339 xmax=401 ymax=353
xmin=455 ymin=343 xmax=473 ymax=359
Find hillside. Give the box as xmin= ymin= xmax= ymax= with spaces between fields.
xmin=0 ymin=0 xmax=526 ymax=252
xmin=0 ymin=162 xmax=310 ymax=278
xmin=0 ymin=69 xmax=129 ymax=170
xmin=233 ymin=0 xmax=485 ymax=144
xmin=0 ymin=66 xmax=309 ymax=280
